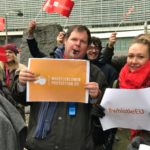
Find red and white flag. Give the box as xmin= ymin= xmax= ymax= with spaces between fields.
xmin=43 ymin=0 xmax=55 ymax=14
xmin=123 ymin=6 xmax=134 ymax=19
xmin=0 ymin=17 xmax=5 ymax=31
xmin=43 ymin=0 xmax=74 ymax=17
xmin=0 ymin=47 xmax=7 ymax=62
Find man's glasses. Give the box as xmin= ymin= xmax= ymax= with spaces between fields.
xmin=88 ymin=46 xmax=99 ymax=51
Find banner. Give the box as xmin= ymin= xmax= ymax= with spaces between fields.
xmin=43 ymin=0 xmax=74 ymax=17
xmin=0 ymin=17 xmax=5 ymax=31
xmin=100 ymin=88 xmax=150 ymax=131
xmin=27 ymin=58 xmax=89 ymax=103
xmin=0 ymin=47 xmax=7 ymax=62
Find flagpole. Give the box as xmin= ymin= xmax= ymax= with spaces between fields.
xmin=35 ymin=8 xmax=43 ymax=21
xmin=115 ymin=6 xmax=134 ymax=33
xmin=115 ymin=19 xmax=124 ymax=33
xmin=63 ymin=18 xmax=69 ymax=30
xmin=79 ymin=0 xmax=82 ymax=24
xmin=5 ymin=14 xmax=8 ymax=44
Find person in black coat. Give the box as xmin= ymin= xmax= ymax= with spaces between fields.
xmin=86 ymin=36 xmax=118 ymax=87
xmin=13 ymin=24 xmax=108 ymax=150
xmin=26 ymin=20 xmax=65 ymax=58
xmin=86 ymin=36 xmax=118 ymax=150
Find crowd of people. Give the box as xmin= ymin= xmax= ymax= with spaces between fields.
xmin=0 ymin=20 xmax=150 ymax=150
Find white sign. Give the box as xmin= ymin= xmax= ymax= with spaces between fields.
xmin=139 ymin=144 xmax=150 ymax=150
xmin=100 ymin=88 xmax=150 ymax=131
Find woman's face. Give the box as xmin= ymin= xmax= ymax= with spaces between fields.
xmin=127 ymin=43 xmax=149 ymax=72
xmin=6 ymin=50 xmax=15 ymax=62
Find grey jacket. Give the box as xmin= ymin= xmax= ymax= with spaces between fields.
xmin=0 ymin=94 xmax=26 ymax=150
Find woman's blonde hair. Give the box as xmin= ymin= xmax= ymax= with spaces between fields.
xmin=130 ymin=34 xmax=150 ymax=58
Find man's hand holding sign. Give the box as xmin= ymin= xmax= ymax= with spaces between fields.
xmin=20 ymin=58 xmax=101 ymax=103
xmin=24 ymin=58 xmax=90 ymax=103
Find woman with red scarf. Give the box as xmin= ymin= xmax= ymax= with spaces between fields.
xmin=119 ymin=37 xmax=150 ymax=141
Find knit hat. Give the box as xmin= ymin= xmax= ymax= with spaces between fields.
xmin=3 ymin=43 xmax=18 ymax=55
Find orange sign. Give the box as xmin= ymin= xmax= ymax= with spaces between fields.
xmin=27 ymin=58 xmax=89 ymax=103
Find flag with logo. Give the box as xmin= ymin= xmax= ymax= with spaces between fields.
xmin=43 ymin=0 xmax=55 ymax=13
xmin=43 ymin=0 xmax=74 ymax=17
xmin=0 ymin=17 xmax=5 ymax=31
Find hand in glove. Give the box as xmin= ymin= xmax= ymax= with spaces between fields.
xmin=91 ymin=104 xmax=105 ymax=118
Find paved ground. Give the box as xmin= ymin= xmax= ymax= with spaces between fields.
xmin=113 ymin=129 xmax=130 ymax=150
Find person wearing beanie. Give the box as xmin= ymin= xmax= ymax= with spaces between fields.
xmin=0 ymin=43 xmax=27 ymax=119
xmin=3 ymin=43 xmax=19 ymax=55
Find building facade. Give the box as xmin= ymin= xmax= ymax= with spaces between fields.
xmin=0 ymin=0 xmax=150 ymax=55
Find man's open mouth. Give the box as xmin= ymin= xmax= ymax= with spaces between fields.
xmin=72 ymin=49 xmax=79 ymax=54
